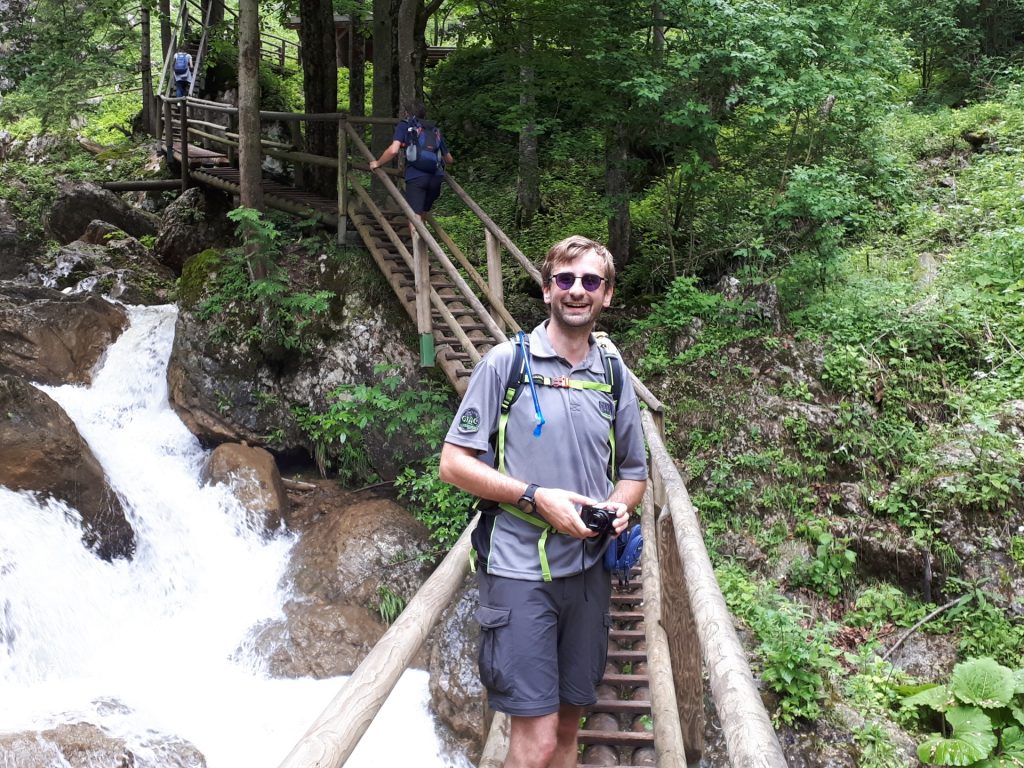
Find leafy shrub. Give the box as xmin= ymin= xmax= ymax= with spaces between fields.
xmin=394 ymin=454 xmax=475 ymax=551
xmin=788 ymin=521 xmax=857 ymax=599
xmin=293 ymin=366 xmax=454 ymax=486
xmin=902 ymin=657 xmax=1024 ymax=766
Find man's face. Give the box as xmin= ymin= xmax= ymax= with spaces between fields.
xmin=542 ymin=249 xmax=613 ymax=330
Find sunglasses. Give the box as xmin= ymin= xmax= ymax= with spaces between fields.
xmin=550 ymin=272 xmax=608 ymax=292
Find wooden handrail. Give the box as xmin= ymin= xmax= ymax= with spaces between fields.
xmin=443 ymin=174 xmax=542 ymax=286
xmin=641 ymin=409 xmax=788 ymax=768
xmin=641 ymin=483 xmax=689 ymax=764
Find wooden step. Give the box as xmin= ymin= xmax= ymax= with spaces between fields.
xmin=577 ymin=730 xmax=654 ymax=747
xmin=599 ymin=672 xmax=649 ymax=686
xmin=587 ymin=699 xmax=652 ymax=715
xmin=610 ymin=610 xmax=644 ymax=622
xmin=606 ymin=649 xmax=647 ymax=663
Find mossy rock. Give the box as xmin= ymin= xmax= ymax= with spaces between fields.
xmin=178 ymin=248 xmax=223 ymax=310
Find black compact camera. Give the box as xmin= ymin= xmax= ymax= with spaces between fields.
xmin=580 ymin=505 xmax=615 ymax=536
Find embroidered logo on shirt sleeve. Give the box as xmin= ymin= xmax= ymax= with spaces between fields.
xmin=458 ymin=407 xmax=481 ymax=433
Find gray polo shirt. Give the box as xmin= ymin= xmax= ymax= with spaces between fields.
xmin=445 ymin=321 xmax=647 ymax=580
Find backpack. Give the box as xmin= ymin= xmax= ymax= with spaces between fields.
xmin=173 ymin=52 xmax=190 ymax=76
xmin=404 ymin=118 xmax=444 ymax=173
xmin=604 ymin=523 xmax=643 ymax=585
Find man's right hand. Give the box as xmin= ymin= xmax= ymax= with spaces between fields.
xmin=534 ymin=487 xmax=599 ymax=539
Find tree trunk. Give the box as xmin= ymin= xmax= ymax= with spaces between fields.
xmin=515 ymin=27 xmax=539 ymax=228
xmin=397 ymin=0 xmax=421 ymax=111
xmin=605 ymin=121 xmax=631 ymax=270
xmin=141 ymin=7 xmax=153 ymax=134
xmin=372 ymin=0 xmax=400 ymax=156
xmin=208 ymin=0 xmax=225 ymax=27
xmin=298 ymin=0 xmax=338 ymax=196
xmin=159 ymin=0 xmax=171 ymax=76
xmin=349 ymin=10 xmax=367 ymax=117
xmin=237 ymin=0 xmax=263 ymax=216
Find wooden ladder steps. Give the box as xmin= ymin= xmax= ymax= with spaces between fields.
xmin=606 ymin=649 xmax=647 ymax=664
xmin=578 ymin=731 xmax=654 ymax=748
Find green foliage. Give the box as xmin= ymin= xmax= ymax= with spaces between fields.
xmin=195 ymin=210 xmax=333 ymax=356
xmin=717 ymin=564 xmax=841 ymax=724
xmin=788 ymin=520 xmax=857 ymax=599
xmin=845 ymin=583 xmax=928 ymax=629
xmin=0 ymin=0 xmax=141 ymax=132
xmin=394 ymin=454 xmax=475 ymax=551
xmin=375 ymin=586 xmax=407 ymax=625
xmin=628 ymin=276 xmax=763 ymax=375
xmin=902 ymin=658 xmax=1024 ymax=766
xmin=293 ymin=366 xmax=454 ymax=486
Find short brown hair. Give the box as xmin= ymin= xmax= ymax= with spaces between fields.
xmin=540 ymin=236 xmax=615 ymax=288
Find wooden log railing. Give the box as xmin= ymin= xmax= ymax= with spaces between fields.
xmin=141 ymin=96 xmax=789 ymax=767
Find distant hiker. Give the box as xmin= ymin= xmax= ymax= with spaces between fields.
xmin=369 ymin=98 xmax=454 ymax=238
xmin=439 ymin=236 xmax=648 ymax=768
xmin=172 ymin=50 xmax=193 ymax=99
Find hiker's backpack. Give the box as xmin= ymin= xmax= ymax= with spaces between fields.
xmin=404 ymin=118 xmax=444 ymax=173
xmin=173 ymin=52 xmax=190 ymax=77
xmin=604 ymin=523 xmax=643 ymax=584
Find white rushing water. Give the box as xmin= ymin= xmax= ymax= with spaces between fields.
xmin=0 ymin=304 xmax=464 ymax=768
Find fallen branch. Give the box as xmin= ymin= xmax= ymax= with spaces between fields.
xmin=881 ymin=593 xmax=972 ymax=663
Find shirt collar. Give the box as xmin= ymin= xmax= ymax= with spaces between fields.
xmin=529 ymin=321 xmax=603 ymax=373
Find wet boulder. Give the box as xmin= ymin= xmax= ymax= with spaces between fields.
xmin=0 ymin=283 xmax=127 ymax=385
xmin=428 ymin=576 xmax=489 ymax=762
xmin=0 ymin=374 xmax=134 ymax=560
xmin=154 ymin=186 xmax=236 ymax=273
xmin=202 ymin=441 xmax=288 ymax=534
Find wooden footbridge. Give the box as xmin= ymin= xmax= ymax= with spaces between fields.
xmin=136 ymin=12 xmax=789 ymax=764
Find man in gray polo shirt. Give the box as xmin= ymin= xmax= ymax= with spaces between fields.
xmin=440 ymin=235 xmax=647 ymax=768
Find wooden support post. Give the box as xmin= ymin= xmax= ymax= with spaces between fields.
xmin=485 ymin=229 xmax=504 ymax=334
xmin=163 ymin=98 xmax=174 ymax=163
xmin=226 ymin=110 xmax=237 ymax=165
xmin=413 ymin=232 xmax=435 ymax=366
xmin=179 ymin=101 xmax=190 ymax=190
xmin=657 ymin=510 xmax=705 ymax=766
xmin=337 ymin=122 xmax=348 ymax=244
xmin=291 ymin=121 xmax=304 ymax=187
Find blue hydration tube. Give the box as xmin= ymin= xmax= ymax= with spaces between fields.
xmin=518 ymin=331 xmax=545 ymax=437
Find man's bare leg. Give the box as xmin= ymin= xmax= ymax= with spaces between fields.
xmin=549 ymin=704 xmax=584 ymax=768
xmin=504 ymin=712 xmax=559 ymax=768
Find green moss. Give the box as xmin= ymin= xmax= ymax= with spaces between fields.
xmin=178 ymin=248 xmax=223 ymax=310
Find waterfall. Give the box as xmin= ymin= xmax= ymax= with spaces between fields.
xmin=0 ymin=304 xmax=465 ymax=767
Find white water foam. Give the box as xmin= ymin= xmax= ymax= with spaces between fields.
xmin=0 ymin=304 xmax=467 ymax=768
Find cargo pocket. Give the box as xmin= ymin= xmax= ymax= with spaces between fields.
xmin=475 ymin=605 xmax=512 ymax=696
xmin=592 ymin=613 xmax=612 ymax=685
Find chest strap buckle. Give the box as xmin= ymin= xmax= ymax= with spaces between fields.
xmin=550 ymin=376 xmax=570 ymax=388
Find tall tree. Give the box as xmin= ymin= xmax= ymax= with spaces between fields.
xmin=297 ymin=0 xmax=338 ymax=195
xmin=237 ymin=0 xmax=263 ymax=214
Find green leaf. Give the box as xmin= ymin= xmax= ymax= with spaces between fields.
xmin=917 ymin=707 xmax=996 ymax=765
xmin=951 ymin=659 xmax=1016 ymax=709
xmin=905 ymin=684 xmax=954 ymax=712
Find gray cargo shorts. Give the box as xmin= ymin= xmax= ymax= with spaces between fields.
xmin=474 ymin=565 xmax=612 ymax=717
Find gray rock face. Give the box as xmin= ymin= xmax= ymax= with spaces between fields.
xmin=0 ymin=198 xmax=36 ymax=279
xmin=167 ymin=250 xmax=422 ymax=479
xmin=46 ymin=181 xmax=160 ymax=245
xmin=42 ymin=233 xmax=176 ymax=304
xmin=0 ymin=283 xmax=128 ymax=385
xmin=0 ymin=374 xmax=134 ymax=560
xmin=429 ymin=577 xmax=488 ymax=762
xmin=154 ymin=186 xmax=236 ymax=273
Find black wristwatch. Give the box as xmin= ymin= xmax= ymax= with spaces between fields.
xmin=517 ymin=483 xmax=539 ymax=514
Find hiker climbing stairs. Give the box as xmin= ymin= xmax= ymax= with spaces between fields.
xmin=578 ymin=568 xmax=656 ymax=767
